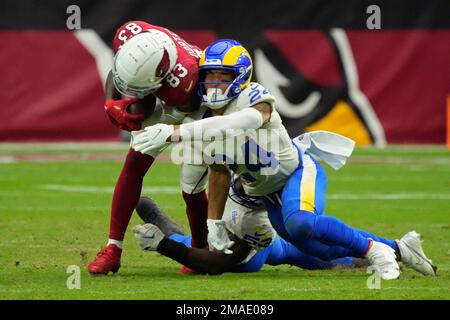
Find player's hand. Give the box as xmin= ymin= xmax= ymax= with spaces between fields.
xmin=132 ymin=224 xmax=165 ymax=251
xmin=207 ymin=219 xmax=235 ymax=254
xmin=133 ymin=123 xmax=175 ymax=154
xmin=104 ymin=98 xmax=145 ymax=131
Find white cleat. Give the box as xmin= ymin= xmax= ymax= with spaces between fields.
xmin=396 ymin=231 xmax=437 ymax=276
xmin=365 ymin=240 xmax=401 ymax=280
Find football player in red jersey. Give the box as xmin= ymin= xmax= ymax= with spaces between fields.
xmin=88 ymin=21 xmax=209 ymax=275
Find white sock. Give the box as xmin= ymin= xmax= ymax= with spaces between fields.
xmin=107 ymin=239 xmax=123 ymax=249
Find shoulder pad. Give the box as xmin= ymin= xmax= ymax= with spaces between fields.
xmin=236 ymin=82 xmax=276 ymax=110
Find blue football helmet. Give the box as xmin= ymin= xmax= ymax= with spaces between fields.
xmin=198 ymin=39 xmax=253 ymax=109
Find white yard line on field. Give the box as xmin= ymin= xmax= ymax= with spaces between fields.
xmin=0 ymin=156 xmax=16 ymax=163
xmin=39 ymin=184 xmax=180 ymax=194
xmin=334 ymin=175 xmax=443 ymax=182
xmin=0 ymin=142 xmax=129 ymax=152
xmin=37 ymin=185 xmax=450 ymax=200
xmin=328 ymin=193 xmax=450 ymax=200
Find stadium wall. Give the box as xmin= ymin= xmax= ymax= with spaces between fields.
xmin=1 ymin=0 xmax=449 ymax=144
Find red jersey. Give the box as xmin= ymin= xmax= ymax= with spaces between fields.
xmin=113 ymin=21 xmax=201 ymax=107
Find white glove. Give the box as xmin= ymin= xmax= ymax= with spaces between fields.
xmin=132 ymin=123 xmax=175 ymax=154
xmin=207 ymin=219 xmax=235 ymax=254
xmin=132 ymin=224 xmax=165 ymax=251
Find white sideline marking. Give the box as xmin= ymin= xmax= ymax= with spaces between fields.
xmin=0 ymin=142 xmax=128 ymax=152
xmin=37 ymin=185 xmax=450 ymax=200
xmin=39 ymin=185 xmax=180 ymax=194
xmin=334 ymin=175 xmax=441 ymax=182
xmin=0 ymin=156 xmax=16 ymax=163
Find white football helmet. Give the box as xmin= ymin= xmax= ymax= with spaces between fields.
xmin=112 ymin=30 xmax=178 ymax=98
xmin=223 ymin=192 xmax=275 ymax=250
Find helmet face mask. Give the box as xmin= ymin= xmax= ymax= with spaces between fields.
xmin=112 ymin=61 xmax=162 ymax=98
xmin=201 ymin=85 xmax=232 ymax=110
xmin=198 ymin=40 xmax=253 ymax=109
xmin=112 ymin=30 xmax=177 ymax=98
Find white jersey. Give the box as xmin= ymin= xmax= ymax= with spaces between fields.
xmin=131 ymin=100 xmax=192 ymax=157
xmin=204 ymin=82 xmax=299 ymax=196
xmin=222 ymin=188 xmax=276 ymax=264
xmin=131 ymin=101 xmax=210 ymax=194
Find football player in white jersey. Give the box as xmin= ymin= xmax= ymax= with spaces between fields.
xmin=132 ymin=189 xmax=362 ymax=275
xmin=133 ymin=40 xmax=436 ymax=279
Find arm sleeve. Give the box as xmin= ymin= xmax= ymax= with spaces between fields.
xmin=157 ymin=236 xmax=251 ymax=275
xmin=179 ymin=107 xmax=263 ymax=141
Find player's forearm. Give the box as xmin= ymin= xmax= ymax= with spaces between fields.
xmin=177 ymin=107 xmax=263 ymax=141
xmin=157 ymin=237 xmax=249 ymax=275
xmin=207 ymin=167 xmax=231 ymax=220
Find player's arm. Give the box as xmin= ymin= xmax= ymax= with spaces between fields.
xmin=207 ymin=164 xmax=231 ymax=220
xmin=205 ymin=164 xmax=235 ymax=253
xmin=103 ymin=70 xmax=151 ymax=131
xmin=174 ymin=102 xmax=272 ymax=140
xmin=132 ymin=102 xmax=272 ymax=154
xmin=133 ymin=224 xmax=250 ymax=275
xmin=157 ymin=234 xmax=251 ymax=275
xmin=251 ymin=102 xmax=272 ymax=124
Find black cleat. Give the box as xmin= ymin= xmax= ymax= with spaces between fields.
xmin=136 ymin=196 xmax=186 ymax=237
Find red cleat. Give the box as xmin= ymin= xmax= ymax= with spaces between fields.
xmin=179 ymin=265 xmax=204 ymax=275
xmin=88 ymin=244 xmax=122 ymax=275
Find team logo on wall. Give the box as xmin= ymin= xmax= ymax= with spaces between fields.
xmin=253 ymin=29 xmax=386 ymax=146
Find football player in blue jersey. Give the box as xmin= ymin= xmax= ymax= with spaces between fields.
xmin=133 ymin=195 xmax=366 ymax=275
xmin=132 ymin=39 xmax=437 ymax=279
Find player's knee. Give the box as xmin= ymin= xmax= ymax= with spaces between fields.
xmin=181 ymin=183 xmax=207 ymax=194
xmin=180 ymin=164 xmax=208 ymax=194
xmin=284 ymin=211 xmax=316 ymax=242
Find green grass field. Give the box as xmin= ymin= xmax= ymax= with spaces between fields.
xmin=0 ymin=144 xmax=449 ymax=300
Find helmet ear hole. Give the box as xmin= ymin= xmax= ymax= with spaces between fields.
xmin=230 ymin=84 xmax=241 ymax=96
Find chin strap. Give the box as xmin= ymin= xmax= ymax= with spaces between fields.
xmin=201 ymin=87 xmax=232 ymax=110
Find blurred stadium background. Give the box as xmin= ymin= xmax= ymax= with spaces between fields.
xmin=1 ymin=0 xmax=449 ymax=145
xmin=0 ymin=0 xmax=449 ymax=300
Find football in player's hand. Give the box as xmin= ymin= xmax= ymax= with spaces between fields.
xmin=127 ymin=95 xmax=156 ymax=120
